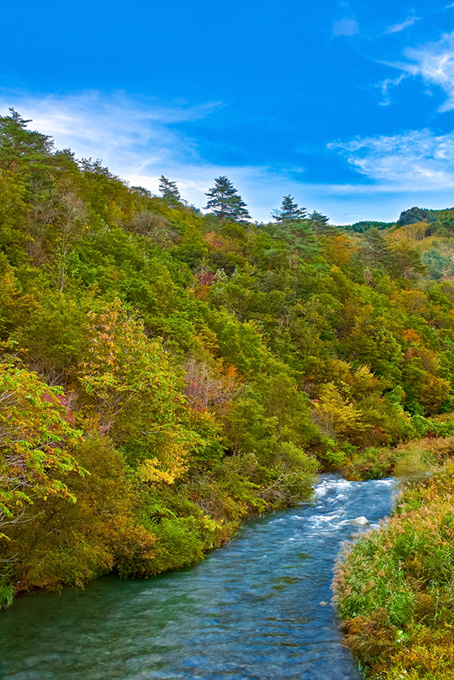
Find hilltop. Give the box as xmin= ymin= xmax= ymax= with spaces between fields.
xmin=2 ymin=110 xmax=454 ymax=606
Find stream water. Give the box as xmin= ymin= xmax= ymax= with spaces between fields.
xmin=0 ymin=475 xmax=395 ymax=680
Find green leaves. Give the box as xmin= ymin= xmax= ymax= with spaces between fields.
xmin=5 ymin=110 xmax=454 ymax=609
xmin=205 ymin=176 xmax=250 ymax=221
xmin=78 ymin=300 xmax=202 ymax=484
xmin=271 ymin=195 xmax=307 ymax=223
xmin=334 ymin=463 xmax=454 ymax=678
xmin=0 ymin=109 xmax=53 ymax=178
xmin=0 ymin=361 xmax=84 ymax=531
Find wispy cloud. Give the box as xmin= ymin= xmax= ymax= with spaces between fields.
xmin=0 ymin=91 xmax=312 ymax=220
xmin=3 ymin=91 xmax=453 ymax=225
xmin=384 ymin=31 xmax=454 ymax=111
xmin=0 ymin=91 xmax=236 ymax=207
xmin=2 ymin=90 xmax=220 ymax=169
xmin=377 ymin=73 xmax=408 ymax=106
xmin=385 ymin=15 xmax=420 ymax=35
xmin=332 ymin=17 xmax=359 ymax=37
xmin=329 ymin=129 xmax=454 ymax=189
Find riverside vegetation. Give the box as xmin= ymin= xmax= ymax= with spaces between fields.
xmin=333 ymin=440 xmax=454 ymax=679
xmin=2 ymin=109 xmax=454 ymax=644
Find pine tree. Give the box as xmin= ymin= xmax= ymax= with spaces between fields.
xmin=159 ymin=175 xmax=181 ymax=207
xmin=309 ymin=210 xmax=330 ymax=235
xmin=0 ymin=109 xmax=53 ymax=176
xmin=271 ymin=195 xmax=307 ymax=222
xmin=364 ymin=228 xmax=394 ymax=271
xmin=205 ymin=176 xmax=250 ymax=221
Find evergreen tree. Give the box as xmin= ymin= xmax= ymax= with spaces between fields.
xmin=309 ymin=210 xmax=330 ymax=235
xmin=282 ymin=220 xmax=320 ymax=258
xmin=364 ymin=227 xmax=395 ymax=271
xmin=205 ymin=176 xmax=250 ymax=221
xmin=271 ymin=195 xmax=307 ymax=222
xmin=159 ymin=175 xmax=181 ymax=207
xmin=0 ymin=109 xmax=53 ymax=176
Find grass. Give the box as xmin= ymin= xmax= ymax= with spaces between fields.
xmin=333 ymin=456 xmax=454 ymax=679
xmin=343 ymin=432 xmax=454 ymax=481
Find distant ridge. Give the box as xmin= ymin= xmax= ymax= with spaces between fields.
xmin=397 ymin=206 xmax=454 ymax=226
xmin=337 ymin=206 xmax=454 ymax=232
xmin=337 ymin=220 xmax=394 ymax=233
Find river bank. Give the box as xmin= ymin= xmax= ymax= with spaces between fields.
xmin=0 ymin=475 xmax=394 ymax=680
xmin=334 ymin=462 xmax=454 ymax=679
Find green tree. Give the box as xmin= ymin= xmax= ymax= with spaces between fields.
xmin=5 ymin=436 xmax=156 ymax=595
xmin=0 ymin=361 xmax=84 ymax=534
xmin=271 ymin=195 xmax=307 ymax=222
xmin=363 ymin=227 xmax=394 ymax=271
xmin=159 ymin=175 xmax=181 ymax=207
xmin=78 ymin=300 xmax=202 ymax=484
xmin=309 ymin=210 xmax=330 ymax=235
xmin=57 ymin=192 xmax=88 ymax=292
xmin=0 ymin=172 xmax=29 ymax=262
xmin=0 ymin=109 xmax=53 ymax=176
xmin=205 ymin=176 xmax=250 ymax=221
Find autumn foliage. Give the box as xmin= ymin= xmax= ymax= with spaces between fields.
xmin=3 ymin=110 xmax=454 ymax=607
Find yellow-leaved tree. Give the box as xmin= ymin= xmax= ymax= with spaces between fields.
xmin=78 ymin=300 xmax=201 ymax=484
xmin=0 ymin=360 xmax=84 ymax=535
xmin=311 ymin=382 xmax=364 ymax=441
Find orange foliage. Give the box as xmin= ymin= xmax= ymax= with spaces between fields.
xmin=403 ymin=329 xmax=422 ymax=345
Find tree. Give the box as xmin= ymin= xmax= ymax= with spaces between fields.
xmin=309 ymin=210 xmax=330 ymax=235
xmin=5 ymin=436 xmax=156 ymax=596
xmin=363 ymin=228 xmax=394 ymax=271
xmin=78 ymin=301 xmax=202 ymax=484
xmin=0 ymin=361 xmax=84 ymax=534
xmin=391 ymin=242 xmax=426 ymax=279
xmin=0 ymin=172 xmax=29 ymax=262
xmin=397 ymin=206 xmax=435 ymax=226
xmin=57 ymin=192 xmax=87 ymax=292
xmin=271 ymin=195 xmax=307 ymax=222
xmin=159 ymin=175 xmax=181 ymax=207
xmin=205 ymin=176 xmax=250 ymax=221
xmin=0 ymin=109 xmax=53 ymax=177
xmin=311 ymin=382 xmax=364 ymax=440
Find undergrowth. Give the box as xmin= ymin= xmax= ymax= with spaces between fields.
xmin=333 ymin=455 xmax=454 ymax=679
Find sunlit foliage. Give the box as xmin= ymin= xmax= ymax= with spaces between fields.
xmin=2 ymin=109 xmax=454 ymax=607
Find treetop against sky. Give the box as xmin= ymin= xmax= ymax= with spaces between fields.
xmin=2 ymin=0 xmax=454 ymax=222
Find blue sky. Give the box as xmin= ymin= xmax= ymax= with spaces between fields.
xmin=2 ymin=1 xmax=454 ymax=223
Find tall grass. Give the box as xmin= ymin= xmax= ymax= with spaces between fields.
xmin=333 ymin=457 xmax=454 ymax=679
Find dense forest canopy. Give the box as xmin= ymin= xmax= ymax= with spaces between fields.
xmin=2 ymin=109 xmax=454 ymax=607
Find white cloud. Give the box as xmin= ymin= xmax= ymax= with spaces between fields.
xmin=0 ymin=90 xmax=242 ymax=208
xmin=3 ymin=90 xmax=454 ymax=225
xmin=8 ymin=90 xmax=411 ymax=223
xmin=385 ymin=16 xmax=420 ymax=35
xmin=332 ymin=18 xmax=359 ymax=37
xmin=384 ymin=31 xmax=454 ymax=111
xmin=0 ymin=91 xmax=312 ymax=220
xmin=2 ymin=90 xmax=220 ymax=170
xmin=377 ymin=73 xmax=407 ymax=106
xmin=329 ymin=129 xmax=454 ymax=189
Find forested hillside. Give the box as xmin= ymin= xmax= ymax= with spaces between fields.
xmin=2 ymin=110 xmax=454 ymax=606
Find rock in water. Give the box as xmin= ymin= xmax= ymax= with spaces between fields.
xmin=350 ymin=516 xmax=369 ymax=527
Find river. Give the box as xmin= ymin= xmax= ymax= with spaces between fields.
xmin=0 ymin=474 xmax=395 ymax=680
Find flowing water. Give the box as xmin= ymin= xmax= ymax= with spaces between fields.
xmin=0 ymin=475 xmax=395 ymax=680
